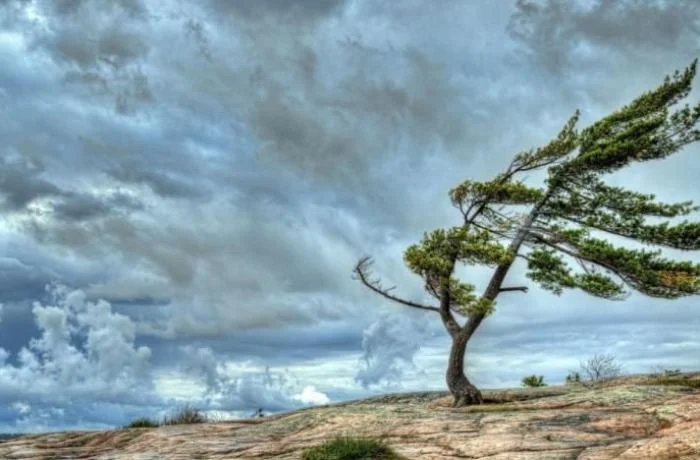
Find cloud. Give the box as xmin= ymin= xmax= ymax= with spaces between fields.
xmin=202 ymin=0 xmax=348 ymax=21
xmin=17 ymin=195 xmax=381 ymax=339
xmin=107 ymin=164 xmax=207 ymax=199
xmin=13 ymin=0 xmax=154 ymax=114
xmin=2 ymin=0 xmax=485 ymax=342
xmin=0 ymin=156 xmax=64 ymax=212
xmin=0 ymin=286 xmax=338 ymax=431
xmin=294 ymin=385 xmax=330 ymax=405
xmin=355 ymin=313 xmax=434 ymax=388
xmin=0 ymin=285 xmax=162 ymax=432
xmin=51 ymin=191 xmax=144 ymax=222
xmin=46 ymin=0 xmax=147 ymax=19
xmin=0 ymin=286 xmax=153 ymax=403
xmin=0 ymin=155 xmax=143 ymax=222
xmin=508 ymin=0 xmax=700 ymax=74
xmin=249 ymin=46 xmax=468 ymax=188
xmin=178 ymin=346 xmax=332 ymax=412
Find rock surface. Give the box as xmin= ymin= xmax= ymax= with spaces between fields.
xmin=1 ymin=373 xmax=699 ymax=459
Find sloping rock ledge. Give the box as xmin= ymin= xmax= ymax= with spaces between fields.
xmin=1 ymin=373 xmax=699 ymax=459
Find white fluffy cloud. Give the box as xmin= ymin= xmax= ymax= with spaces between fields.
xmin=0 ymin=287 xmax=337 ymax=432
xmin=294 ymin=386 xmax=330 ymax=405
xmin=0 ymin=285 xmax=153 ymax=405
xmin=179 ymin=345 xmax=332 ymax=412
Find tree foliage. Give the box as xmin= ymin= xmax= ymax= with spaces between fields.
xmin=356 ymin=60 xmax=700 ymax=323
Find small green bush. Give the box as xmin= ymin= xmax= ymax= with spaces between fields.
xmin=124 ymin=417 xmax=159 ymax=429
xmin=302 ymin=436 xmax=403 ymax=460
xmin=521 ymin=375 xmax=547 ymax=388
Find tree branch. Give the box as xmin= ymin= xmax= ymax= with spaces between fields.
xmin=425 ymin=277 xmax=471 ymax=317
xmin=353 ymin=257 xmax=440 ymax=313
xmin=499 ymin=286 xmax=529 ymax=293
xmin=529 ymin=235 xmax=634 ymax=293
xmin=438 ymin=280 xmax=463 ymax=338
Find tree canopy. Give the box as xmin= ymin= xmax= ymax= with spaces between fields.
xmin=356 ymin=59 xmax=700 ymax=326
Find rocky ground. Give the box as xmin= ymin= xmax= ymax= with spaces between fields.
xmin=1 ymin=372 xmax=699 ymax=459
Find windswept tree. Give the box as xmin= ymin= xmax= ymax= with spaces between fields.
xmin=353 ymin=61 xmax=700 ymax=407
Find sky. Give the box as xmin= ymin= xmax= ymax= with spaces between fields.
xmin=0 ymin=0 xmax=699 ymax=433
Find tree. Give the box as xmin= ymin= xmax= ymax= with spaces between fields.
xmin=579 ymin=353 xmax=622 ymax=383
xmin=353 ymin=61 xmax=700 ymax=407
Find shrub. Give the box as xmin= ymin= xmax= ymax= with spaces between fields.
xmin=302 ymin=436 xmax=403 ymax=460
xmin=579 ymin=353 xmax=622 ymax=383
xmin=124 ymin=417 xmax=159 ymax=429
xmin=521 ymin=375 xmax=547 ymax=388
xmin=162 ymin=405 xmax=207 ymax=425
xmin=565 ymin=371 xmax=581 ymax=384
xmin=650 ymin=366 xmax=682 ymax=378
xmin=650 ymin=378 xmax=700 ymax=389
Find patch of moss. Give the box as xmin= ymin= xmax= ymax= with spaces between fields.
xmin=302 ymin=436 xmax=405 ymax=460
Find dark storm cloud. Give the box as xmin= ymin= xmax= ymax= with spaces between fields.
xmin=0 ymin=154 xmax=144 ymax=221
xmin=137 ymin=320 xmax=366 ymax=369
xmin=249 ymin=47 xmax=468 ymax=186
xmin=45 ymin=24 xmax=149 ymax=69
xmin=107 ymin=165 xmax=206 ymax=199
xmin=204 ymin=0 xmax=347 ymax=20
xmin=0 ymin=156 xmax=63 ymax=211
xmin=51 ymin=191 xmax=143 ymax=221
xmin=23 ymin=198 xmax=355 ymax=294
xmin=508 ymin=0 xmax=700 ymax=73
xmin=183 ymin=19 xmax=212 ymax=61
xmin=14 ymin=0 xmax=155 ymax=115
xmin=46 ymin=0 xmax=147 ymax=18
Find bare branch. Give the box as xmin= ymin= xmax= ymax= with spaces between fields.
xmin=579 ymin=353 xmax=623 ymax=384
xmin=353 ymin=257 xmax=440 ymax=313
xmin=499 ymin=286 xmax=529 ymax=293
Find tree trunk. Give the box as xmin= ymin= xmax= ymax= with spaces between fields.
xmin=446 ymin=330 xmax=483 ymax=407
xmin=444 ymin=192 xmax=555 ymax=407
